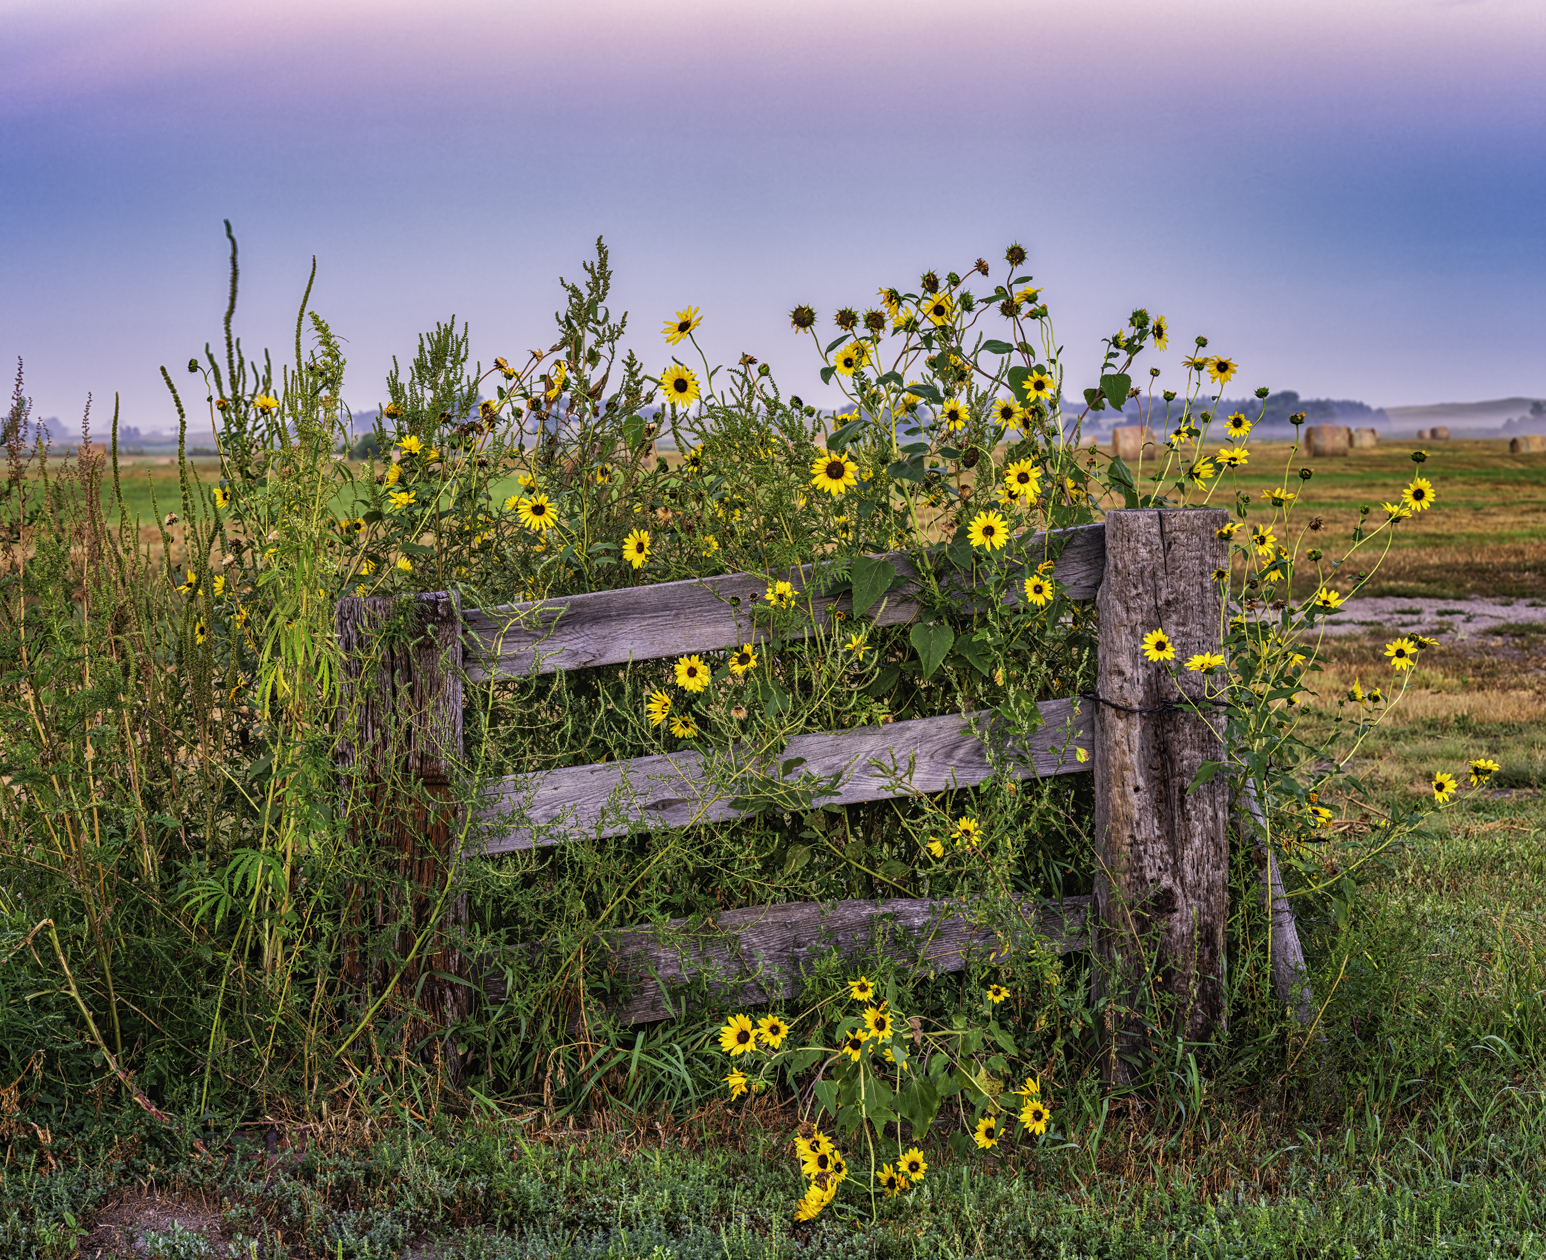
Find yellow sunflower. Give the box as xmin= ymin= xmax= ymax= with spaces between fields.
xmin=922 ymin=293 xmax=955 ymax=325
xmin=992 ymin=398 xmax=1022 ymax=427
xmin=1141 ymin=629 xmax=1175 ymax=662
xmin=1224 ymin=412 xmax=1252 ymax=439
xmin=1431 ymin=771 xmax=1457 ymax=804
xmin=1020 ymin=1099 xmax=1052 ymax=1136
xmin=1185 ymin=651 xmax=1226 ymax=673
xmin=756 ymin=1015 xmax=789 ymax=1049
xmin=810 ymin=451 xmax=858 ymax=496
xmin=661 ymin=364 xmax=701 ymax=407
xmin=862 ymin=1005 xmax=893 ymax=1041
xmin=1402 ymin=477 xmax=1435 ymax=511
xmin=1023 ymin=575 xmax=1053 ymax=607
xmin=624 ymin=528 xmax=652 ymax=569
xmin=1025 ymin=368 xmax=1053 ymax=399
xmin=1217 ymin=448 xmax=1249 ymax=468
xmin=940 ymin=398 xmax=969 ymax=431
xmin=662 ymin=305 xmax=702 ymax=344
xmin=833 ymin=341 xmax=869 ymax=376
xmin=848 ymin=975 xmax=875 ymax=1002
xmin=1004 ymin=458 xmax=1042 ymax=501
xmin=212 ymin=486 xmax=230 ymax=508
xmin=517 ymin=494 xmax=555 ymax=532
xmin=389 ymin=489 xmax=417 ymax=509
xmin=1152 ymin=316 xmax=1169 ymax=350
xmin=724 ymin=1070 xmax=749 ymax=1101
xmin=728 ymin=643 xmax=758 ymax=676
xmin=973 ymin=1115 xmax=999 ymax=1149
xmin=877 ymin=1164 xmax=906 ymax=1197
xmin=718 ymin=1013 xmax=757 ymax=1056
xmin=900 ymin=1148 xmax=927 ymax=1181
xmin=765 ymin=580 xmax=796 ymax=609
xmin=986 ymin=984 xmax=1010 ymax=1004
xmin=839 ymin=1030 xmax=865 ymax=1061
xmin=645 ymin=689 xmax=672 ymax=727
xmin=1206 ymin=356 xmax=1238 ymax=385
xmin=1312 ymin=587 xmax=1345 ymax=611
xmin=669 ymin=714 xmax=698 ymax=738
xmin=675 ymin=654 xmax=710 ymax=692
xmin=1251 ymin=526 xmax=1277 ymax=557
xmin=1468 ymin=758 xmax=1500 ymax=786
xmin=967 ymin=510 xmax=1009 ymax=550
xmin=1384 ymin=638 xmax=1418 ymax=670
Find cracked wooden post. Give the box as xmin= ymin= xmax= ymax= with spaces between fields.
xmin=1092 ymin=508 xmax=1229 ymax=1087
xmin=336 ymin=590 xmax=468 ymax=1079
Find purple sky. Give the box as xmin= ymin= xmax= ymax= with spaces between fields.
xmin=3 ymin=0 xmax=1543 ymax=430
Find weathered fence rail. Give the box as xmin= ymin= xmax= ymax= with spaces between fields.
xmin=336 ymin=509 xmax=1309 ymax=1061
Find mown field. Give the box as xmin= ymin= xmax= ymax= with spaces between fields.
xmin=14 ymin=436 xmax=1544 ymax=1259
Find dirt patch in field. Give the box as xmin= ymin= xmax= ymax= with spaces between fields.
xmin=81 ymin=1188 xmax=229 ymax=1258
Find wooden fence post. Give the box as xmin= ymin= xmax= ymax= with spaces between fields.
xmin=335 ymin=590 xmax=468 ymax=1076
xmin=1092 ymin=508 xmax=1229 ymax=1086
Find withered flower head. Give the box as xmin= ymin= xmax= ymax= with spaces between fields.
xmin=974 ymin=257 xmax=990 ymax=276
xmin=1005 ymin=243 xmax=1027 ymax=267
xmin=789 ymin=304 xmax=816 ymax=331
xmin=835 ymin=307 xmax=859 ymax=332
xmin=1309 ymin=517 xmax=1324 ymax=531
xmin=920 ymin=270 xmax=940 ymax=294
xmin=863 ymin=309 xmax=887 ymax=333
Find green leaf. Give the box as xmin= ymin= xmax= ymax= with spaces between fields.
xmin=813 ymin=1079 xmax=841 ymax=1120
xmin=829 ymin=414 xmax=868 ymax=450
xmin=781 ymin=844 xmax=812 ymax=877
xmin=763 ymin=682 xmax=791 ymax=717
xmin=824 ymin=333 xmax=851 ymax=355
xmin=1107 ymin=456 xmax=1139 ymax=509
xmin=1100 ymin=372 xmax=1132 ymax=411
xmin=886 ymin=459 xmax=925 ymax=485
xmin=981 ymin=339 xmax=1014 ymax=355
xmin=910 ymin=623 xmax=955 ymax=679
xmin=1187 ymin=760 xmax=1225 ymax=793
xmin=1006 ymin=365 xmax=1031 ymax=403
xmin=849 ymin=555 xmax=897 ymax=618
xmin=819 ymin=366 xmax=835 ymax=386
xmin=865 ymin=665 xmax=900 ymax=697
xmin=622 ymin=414 xmax=646 ymax=448
xmin=954 ymin=634 xmax=992 ymax=678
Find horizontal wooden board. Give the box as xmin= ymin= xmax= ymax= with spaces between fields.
xmin=478 ymin=696 xmax=1090 ymax=853
xmin=463 ymin=522 xmax=1105 ymax=681
xmin=483 ymin=894 xmax=1092 ymax=1026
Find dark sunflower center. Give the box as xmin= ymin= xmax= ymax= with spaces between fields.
xmin=826 ymin=461 xmax=845 ymax=479
xmin=532 ymin=503 xmax=547 ymax=516
xmin=875 ymin=1017 xmax=889 ymax=1034
xmin=687 ymin=665 xmax=699 ymax=677
xmin=983 ymin=525 xmax=997 ymax=537
xmin=677 ymin=320 xmax=691 ymax=332
xmin=736 ymin=1028 xmax=751 ymax=1044
xmin=1016 ymin=472 xmax=1030 ymax=485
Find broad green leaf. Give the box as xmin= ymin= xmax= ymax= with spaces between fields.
xmin=910 ymin=623 xmax=954 ymax=679
xmin=849 ymin=555 xmax=897 ymax=618
xmin=955 ymin=634 xmax=992 ymax=678
xmin=1007 ymin=366 xmax=1031 ymax=403
xmin=829 ymin=414 xmax=868 ymax=450
xmin=622 ymin=414 xmax=646 ymax=448
xmin=813 ymin=1079 xmax=841 ymax=1120
xmin=824 ymin=333 xmax=851 ymax=355
xmin=1100 ymin=372 xmax=1132 ymax=411
xmin=1107 ymin=456 xmax=1139 ymax=509
xmin=981 ymin=339 xmax=1014 ymax=355
xmin=1187 ymin=760 xmax=1225 ymax=793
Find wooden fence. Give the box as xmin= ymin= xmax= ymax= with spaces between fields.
xmin=338 ymin=508 xmax=1309 ymax=1081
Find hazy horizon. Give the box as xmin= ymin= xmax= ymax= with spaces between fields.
xmin=3 ymin=0 xmax=1543 ymax=427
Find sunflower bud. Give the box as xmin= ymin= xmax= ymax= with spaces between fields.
xmin=757 ymin=363 xmax=771 ymax=377
xmin=1150 ymin=367 xmax=1161 ymax=377
xmin=1005 ymin=243 xmax=1027 ymax=266
xmin=835 ymin=308 xmax=859 ymax=332
xmin=1194 ymin=335 xmax=1209 ymax=348
xmin=789 ymin=396 xmax=803 ymax=409
xmin=1163 ymin=390 xmax=1177 ymax=401
xmin=187 ymin=358 xmax=199 ymax=374
xmin=789 ymin=305 xmax=816 ymax=331
xmin=1290 ymin=412 xmax=1306 ymax=425
xmin=1411 ymin=450 xmax=1428 ymax=463
xmin=1255 ymin=386 xmax=1270 ymax=399
xmin=1299 ymin=467 xmax=1313 ymax=481
xmin=1307 ymin=548 xmax=1323 ymax=560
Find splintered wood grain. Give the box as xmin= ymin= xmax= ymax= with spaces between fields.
xmin=1092 ymin=509 xmax=1229 ymax=1081
xmin=477 ymin=696 xmax=1090 ymax=853
xmin=483 ymin=895 xmax=1092 ymax=1026
xmin=463 ymin=523 xmax=1105 ymax=681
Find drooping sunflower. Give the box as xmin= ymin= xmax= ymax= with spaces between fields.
xmin=661 ymin=364 xmax=701 ymax=407
xmin=1023 ymin=575 xmax=1053 ymax=607
xmin=862 ymin=1005 xmax=893 ymax=1041
xmin=1207 ymin=356 xmax=1238 ymax=385
xmin=1384 ymin=638 xmax=1418 ymax=670
xmin=973 ymin=1115 xmax=999 ymax=1149
xmin=1468 ymin=758 xmax=1500 ymax=786
xmin=1188 ymin=458 xmax=1218 ymax=484
xmin=756 ymin=1015 xmax=789 ymax=1049
xmin=1020 ymin=1099 xmax=1052 ymax=1136
xmin=645 ymin=689 xmax=672 ymax=727
xmin=675 ymin=654 xmax=710 ymax=692
xmin=810 ymin=451 xmax=858 ymax=497
xmin=967 ymin=510 xmax=1009 ymax=550
xmin=843 ymin=632 xmax=868 ymax=654
xmin=624 ymin=528 xmax=652 ymax=569
xmin=940 ymin=398 xmax=969 ymax=431
xmin=724 ymin=1070 xmax=749 ymax=1101
xmin=1014 ymin=1074 xmax=1041 ymax=1098
xmin=1151 ymin=315 xmax=1169 ymax=350
xmin=1004 ymin=458 xmax=1042 ymax=501
xmin=1025 ymin=368 xmax=1053 ymax=399
xmin=1262 ymin=486 xmax=1295 ymax=506
xmin=662 ymin=305 xmax=702 ymax=344
xmin=1402 ymin=477 xmax=1435 ymax=511
xmin=922 ymin=293 xmax=955 ymax=325
xmin=728 ymin=643 xmax=758 ymax=676
xmin=925 ymin=836 xmax=945 ymax=858
xmin=1216 ymin=521 xmax=1242 ymax=538
xmin=1431 ymin=771 xmax=1457 ymax=804
xmin=1381 ymin=501 xmax=1412 ymax=520
xmin=669 ymin=714 xmax=698 ymax=739
xmin=718 ymin=1013 xmax=757 ymax=1056
xmin=986 ymin=984 xmax=1010 ymax=1004
xmin=212 ymin=486 xmax=230 ymax=509
xmin=848 ymin=975 xmax=875 ymax=1002
xmin=832 ymin=341 xmax=869 ymax=376
xmin=1141 ymin=629 xmax=1175 ymax=662
xmin=517 ymin=494 xmax=555 ymax=532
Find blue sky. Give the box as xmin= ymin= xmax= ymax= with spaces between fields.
xmin=2 ymin=0 xmax=1543 ymax=430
